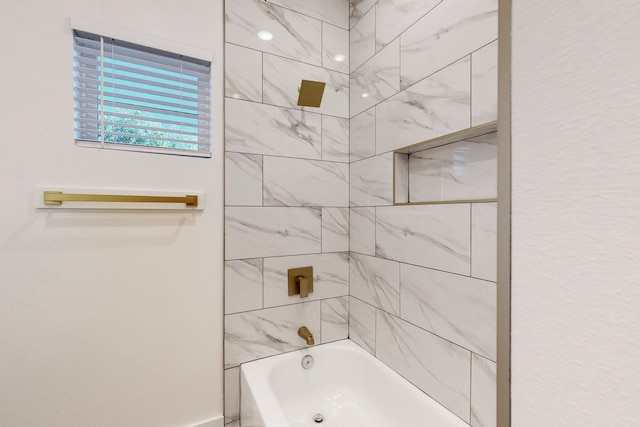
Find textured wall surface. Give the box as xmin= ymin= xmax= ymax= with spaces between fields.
xmin=511 ymin=1 xmax=640 ymax=426
xmin=0 ymin=1 xmax=224 ymax=426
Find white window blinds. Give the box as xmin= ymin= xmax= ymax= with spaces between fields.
xmin=73 ymin=30 xmax=211 ymax=156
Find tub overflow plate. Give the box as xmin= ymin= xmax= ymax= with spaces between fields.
xmin=301 ymin=354 xmax=314 ymax=369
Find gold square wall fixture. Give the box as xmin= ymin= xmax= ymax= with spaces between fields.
xmin=297 ymin=80 xmax=326 ymax=107
xmin=288 ymin=266 xmax=314 ymax=298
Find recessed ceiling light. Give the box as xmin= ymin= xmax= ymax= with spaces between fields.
xmin=334 ymin=54 xmax=346 ymax=62
xmin=257 ymin=31 xmax=273 ymax=41
xmin=361 ymin=93 xmax=370 ymax=98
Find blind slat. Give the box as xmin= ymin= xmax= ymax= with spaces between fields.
xmin=73 ymin=30 xmax=211 ymax=155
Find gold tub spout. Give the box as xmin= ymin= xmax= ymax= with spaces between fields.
xmin=298 ymin=326 xmax=314 ymax=345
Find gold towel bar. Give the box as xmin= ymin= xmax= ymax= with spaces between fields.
xmin=43 ymin=191 xmax=198 ymax=207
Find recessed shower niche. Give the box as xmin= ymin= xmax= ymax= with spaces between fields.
xmin=393 ymin=121 xmax=498 ymax=205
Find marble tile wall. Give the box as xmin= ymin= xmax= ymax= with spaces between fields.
xmin=348 ymin=0 xmax=497 ymax=426
xmin=224 ymin=1 xmax=349 ymax=424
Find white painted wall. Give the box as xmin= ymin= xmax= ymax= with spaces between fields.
xmin=0 ymin=1 xmax=224 ymax=426
xmin=511 ymin=1 xmax=640 ymax=426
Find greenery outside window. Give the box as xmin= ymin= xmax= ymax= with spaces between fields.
xmin=73 ymin=30 xmax=211 ymax=157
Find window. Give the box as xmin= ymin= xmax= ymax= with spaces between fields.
xmin=73 ymin=30 xmax=211 ymax=157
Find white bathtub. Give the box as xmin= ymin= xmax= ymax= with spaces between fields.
xmin=240 ymin=339 xmax=468 ymax=427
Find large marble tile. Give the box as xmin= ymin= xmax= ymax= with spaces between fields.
xmin=225 ymin=98 xmax=322 ymax=159
xmin=225 ymin=43 xmax=262 ymax=102
xmin=376 ymin=57 xmax=471 ymax=154
xmin=472 ymin=40 xmax=498 ymax=126
xmin=350 ymin=39 xmax=400 ymax=117
xmin=263 ymin=54 xmax=349 ymax=118
xmin=350 ymin=153 xmax=394 ymax=207
xmin=225 ymin=152 xmax=262 ymax=206
xmin=350 ymin=0 xmax=377 ymax=28
xmin=408 ymin=135 xmax=497 ymax=202
xmin=350 ymin=7 xmax=375 ymax=72
xmin=322 ymin=116 xmax=349 ymax=163
xmin=226 ymin=0 xmax=322 ymax=66
xmin=350 ymin=207 xmax=376 ymax=255
xmin=350 ymin=108 xmax=376 ymax=162
xmin=225 ymin=421 xmax=239 ymax=427
xmin=322 ymin=296 xmax=349 ymax=343
xmin=471 ymin=354 xmax=497 ymax=427
xmin=375 ymin=311 xmax=471 ymax=422
xmin=375 ymin=0 xmax=442 ymax=51
xmin=323 ymin=23 xmax=349 ymax=74
xmin=263 ymin=157 xmax=349 ymax=207
xmin=349 ymin=297 xmax=376 ymax=354
xmin=351 ymin=253 xmax=400 ymax=315
xmin=224 ymin=302 xmax=321 ymax=367
xmin=224 ymin=367 xmax=240 ymax=423
xmin=400 ymin=263 xmax=496 ymax=360
xmin=400 ymin=0 xmax=498 ymax=88
xmin=263 ymin=253 xmax=349 ymax=308
xmin=322 ymin=208 xmax=349 ymax=252
xmin=376 ymin=204 xmax=471 ymax=275
xmin=225 ymin=259 xmax=263 ymax=315
xmin=225 ymin=207 xmax=321 ymax=260
xmin=471 ymin=202 xmax=497 ymax=281
xmin=268 ymin=0 xmax=349 ymax=29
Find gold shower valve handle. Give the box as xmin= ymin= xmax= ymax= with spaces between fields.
xmin=288 ymin=266 xmax=313 ymax=298
xmin=297 ymin=276 xmax=309 ymax=298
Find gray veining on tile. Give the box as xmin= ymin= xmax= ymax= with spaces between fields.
xmin=350 ymin=7 xmax=375 ymax=72
xmin=268 ymin=0 xmax=349 ymax=29
xmin=225 ymin=258 xmax=263 ymax=315
xmin=375 ymin=311 xmax=471 ymax=422
xmin=225 ymin=421 xmax=240 ymax=427
xmin=224 ymin=367 xmax=240 ymax=423
xmin=376 ymin=204 xmax=471 ymax=275
xmin=408 ymin=135 xmax=497 ymax=202
xmin=375 ymin=0 xmax=442 ymax=51
xmin=400 ymin=0 xmax=498 ymax=88
xmin=225 ymin=152 xmax=262 ymax=206
xmin=472 ymin=40 xmax=498 ymax=126
xmin=350 ymin=108 xmax=376 ymax=162
xmin=376 ymin=56 xmax=471 ymax=154
xmin=351 ymin=253 xmax=400 ymax=315
xmin=263 ymin=54 xmax=349 ymax=118
xmin=322 ymin=296 xmax=349 ymax=343
xmin=350 ymin=153 xmax=394 ymax=207
xmin=350 ymin=38 xmax=400 ymax=117
xmin=349 ymin=296 xmax=376 ymax=354
xmin=322 ymin=116 xmax=350 ymax=162
xmin=226 ymin=98 xmax=322 ymax=159
xmin=226 ymin=0 xmax=322 ymax=66
xmin=350 ymin=0 xmax=377 ymax=28
xmin=322 ymin=208 xmax=350 ymax=252
xmin=323 ymin=23 xmax=350 ymax=74
xmin=225 ymin=207 xmax=321 ymax=260
xmin=471 ymin=202 xmax=497 ymax=281
xmin=224 ymin=301 xmax=321 ymax=367
xmin=263 ymin=253 xmax=349 ymax=308
xmin=400 ymin=263 xmax=496 ymax=360
xmin=350 ymin=207 xmax=376 ymax=255
xmin=225 ymin=43 xmax=263 ymax=102
xmin=263 ymin=157 xmax=349 ymax=207
xmin=471 ymin=354 xmax=497 ymax=427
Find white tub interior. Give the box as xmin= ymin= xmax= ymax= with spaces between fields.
xmin=240 ymin=339 xmax=468 ymax=427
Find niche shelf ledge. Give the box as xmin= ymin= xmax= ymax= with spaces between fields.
xmin=393 ymin=121 xmax=498 ymax=206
